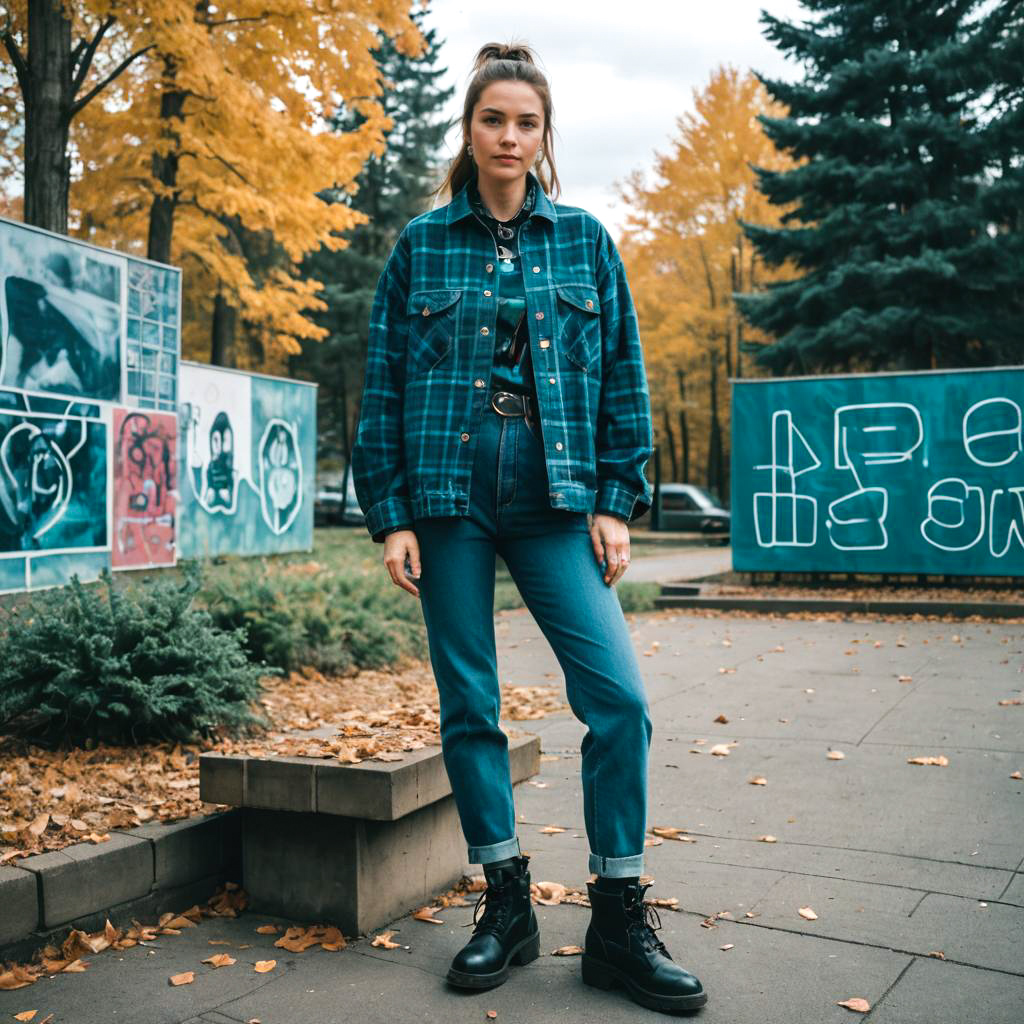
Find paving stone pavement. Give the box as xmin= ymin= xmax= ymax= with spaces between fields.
xmin=1 ymin=610 xmax=1021 ymax=1023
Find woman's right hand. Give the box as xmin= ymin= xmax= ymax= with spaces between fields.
xmin=383 ymin=529 xmax=421 ymax=597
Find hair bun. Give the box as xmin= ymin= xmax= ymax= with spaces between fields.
xmin=472 ymin=41 xmax=537 ymax=73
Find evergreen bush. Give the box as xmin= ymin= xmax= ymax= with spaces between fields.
xmin=196 ymin=558 xmax=427 ymax=675
xmin=0 ymin=561 xmax=273 ymax=750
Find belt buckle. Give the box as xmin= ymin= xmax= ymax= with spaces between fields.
xmin=491 ymin=391 xmax=520 ymax=416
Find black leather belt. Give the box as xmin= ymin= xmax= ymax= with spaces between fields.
xmin=489 ymin=390 xmax=539 ymax=433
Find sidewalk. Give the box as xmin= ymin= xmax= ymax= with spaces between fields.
xmin=1 ymin=609 xmax=1020 ymax=1023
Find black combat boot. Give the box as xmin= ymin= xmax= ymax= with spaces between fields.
xmin=582 ymin=878 xmax=708 ymax=1012
xmin=445 ymin=853 xmax=541 ymax=989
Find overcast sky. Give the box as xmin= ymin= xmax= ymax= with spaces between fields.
xmin=419 ymin=0 xmax=807 ymax=238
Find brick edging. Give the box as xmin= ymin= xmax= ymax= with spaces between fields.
xmin=0 ymin=809 xmax=241 ymax=964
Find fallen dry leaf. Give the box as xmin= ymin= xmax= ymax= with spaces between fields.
xmin=927 ymin=950 xmax=946 ymax=959
xmin=532 ymin=881 xmax=568 ymax=905
xmin=412 ymin=906 xmax=445 ymax=924
xmin=709 ymin=742 xmax=738 ymax=756
xmin=538 ymin=825 xmax=566 ymax=835
xmin=255 ymin=924 xmax=279 ymax=935
xmin=1011 ymin=770 xmax=1022 ymax=779
xmin=371 ymin=931 xmax=402 ymax=949
xmin=202 ymin=953 xmax=235 ymax=968
xmin=757 ymin=835 xmax=777 ymax=843
xmin=169 ymin=971 xmax=194 ymax=986
xmin=714 ymin=713 xmax=729 ymax=724
xmin=798 ymin=906 xmax=818 ymax=920
xmin=719 ymin=943 xmax=735 ymax=951
xmin=898 ymin=675 xmax=913 ymax=683
xmin=907 ymin=755 xmax=949 ymax=766
xmin=651 ymin=825 xmax=696 ymax=843
xmin=254 ymin=960 xmax=276 ymax=973
xmin=551 ymin=945 xmax=584 ymax=956
xmin=827 ymin=750 xmax=846 ymax=760
xmin=749 ymin=776 xmax=767 ymax=786
xmin=836 ymin=996 xmax=871 ymax=1013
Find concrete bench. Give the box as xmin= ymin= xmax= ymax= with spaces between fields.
xmin=199 ymin=732 xmax=540 ymax=936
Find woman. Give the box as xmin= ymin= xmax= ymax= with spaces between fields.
xmin=351 ymin=41 xmax=707 ymax=1014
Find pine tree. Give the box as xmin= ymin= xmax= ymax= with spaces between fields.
xmin=736 ymin=0 xmax=1024 ymax=374
xmin=288 ymin=9 xmax=453 ymax=486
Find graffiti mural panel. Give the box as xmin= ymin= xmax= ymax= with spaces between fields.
xmin=0 ymin=219 xmax=123 ymax=402
xmin=177 ymin=362 xmax=315 ymax=558
xmin=112 ymin=408 xmax=177 ymax=569
xmin=731 ymin=367 xmax=1024 ymax=575
xmin=0 ymin=388 xmax=110 ymax=593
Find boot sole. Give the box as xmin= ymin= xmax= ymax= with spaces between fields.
xmin=445 ymin=925 xmax=541 ymax=990
xmin=581 ymin=952 xmax=708 ymax=1011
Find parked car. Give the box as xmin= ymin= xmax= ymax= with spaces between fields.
xmin=655 ymin=483 xmax=730 ymax=541
xmin=314 ymin=474 xmax=365 ymax=527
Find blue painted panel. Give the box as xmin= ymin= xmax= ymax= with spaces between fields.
xmin=730 ymin=368 xmax=1024 ymax=576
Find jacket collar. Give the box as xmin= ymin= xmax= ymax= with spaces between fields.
xmin=446 ymin=166 xmax=557 ymax=226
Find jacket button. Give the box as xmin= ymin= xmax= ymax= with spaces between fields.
xmin=535 ymin=312 xmax=544 ymax=320
xmin=460 ymin=432 xmax=470 ymax=442
xmin=474 ymin=379 xmax=485 ymax=387
xmin=532 ymin=266 xmax=540 ymax=273
xmin=422 ymin=307 xmax=430 ymax=316
xmin=486 ymin=263 xmax=494 ymax=272
xmin=539 ymin=339 xmax=550 ymax=348
xmin=484 ymin=290 xmax=492 ymax=296
xmin=555 ymin=442 xmax=563 ymax=451
xmin=480 ymin=326 xmax=489 ymax=335
xmin=585 ymin=299 xmax=594 ymax=309
xmin=548 ymin=376 xmax=555 ymax=384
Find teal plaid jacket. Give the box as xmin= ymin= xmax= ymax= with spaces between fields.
xmin=351 ymin=169 xmax=654 ymax=542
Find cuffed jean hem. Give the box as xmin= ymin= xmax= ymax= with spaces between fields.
xmin=589 ymin=851 xmax=646 ymax=877
xmin=468 ymin=834 xmax=522 ymax=865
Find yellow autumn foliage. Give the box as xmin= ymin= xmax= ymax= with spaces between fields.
xmin=616 ymin=64 xmax=798 ymax=488
xmin=1 ymin=0 xmax=426 ymax=369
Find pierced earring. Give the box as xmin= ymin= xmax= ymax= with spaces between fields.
xmin=467 ymin=143 xmax=473 ymax=155
xmin=535 ymin=149 xmax=543 ymax=164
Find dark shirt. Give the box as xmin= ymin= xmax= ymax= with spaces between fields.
xmin=467 ymin=169 xmax=537 ymax=399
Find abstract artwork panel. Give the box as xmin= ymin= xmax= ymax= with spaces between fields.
xmin=0 ymin=389 xmax=109 ymax=555
xmin=112 ymin=407 xmax=177 ymax=569
xmin=0 ymin=219 xmax=122 ymax=402
xmin=177 ymin=362 xmax=314 ymax=559
xmin=124 ymin=257 xmax=180 ymax=409
xmin=731 ymin=367 xmax=1024 ymax=576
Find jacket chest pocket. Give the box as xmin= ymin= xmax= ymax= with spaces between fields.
xmin=406 ymin=289 xmax=463 ymax=375
xmin=554 ymin=284 xmax=601 ymax=372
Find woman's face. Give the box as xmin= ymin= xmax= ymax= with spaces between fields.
xmin=469 ymin=80 xmax=545 ymax=187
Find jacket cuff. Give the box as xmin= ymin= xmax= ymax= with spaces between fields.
xmin=594 ymin=480 xmax=652 ymax=522
xmin=365 ymin=496 xmax=415 ymax=543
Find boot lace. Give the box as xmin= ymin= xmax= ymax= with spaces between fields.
xmin=471 ymin=881 xmax=512 ymax=937
xmin=625 ymin=882 xmax=671 ymax=958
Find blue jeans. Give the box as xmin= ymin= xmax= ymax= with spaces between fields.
xmin=413 ymin=399 xmax=653 ymax=878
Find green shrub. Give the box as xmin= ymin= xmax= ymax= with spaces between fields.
xmin=615 ymin=581 xmax=660 ymax=613
xmin=195 ymin=558 xmax=427 ymax=675
xmin=0 ymin=561 xmax=273 ymax=750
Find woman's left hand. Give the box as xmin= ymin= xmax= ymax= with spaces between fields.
xmin=591 ymin=513 xmax=631 ymax=586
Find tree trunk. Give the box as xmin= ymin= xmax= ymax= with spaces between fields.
xmin=707 ymin=349 xmax=724 ymax=497
xmin=211 ymin=290 xmax=236 ymax=366
xmin=22 ymin=0 xmax=73 ymax=231
xmin=147 ymin=55 xmax=186 ymax=264
xmin=661 ymin=408 xmax=678 ymax=481
xmin=676 ymin=367 xmax=690 ymax=482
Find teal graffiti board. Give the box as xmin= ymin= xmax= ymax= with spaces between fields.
xmin=730 ymin=368 xmax=1024 ymax=576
